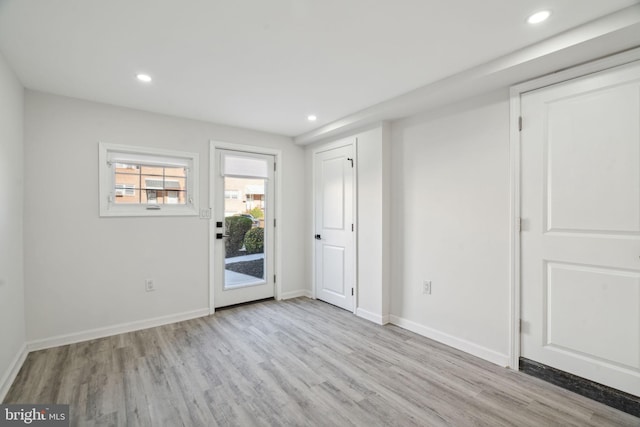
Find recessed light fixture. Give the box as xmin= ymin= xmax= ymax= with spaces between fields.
xmin=307 ymin=115 xmax=317 ymax=121
xmin=136 ymin=73 xmax=152 ymax=83
xmin=527 ymin=10 xmax=551 ymax=24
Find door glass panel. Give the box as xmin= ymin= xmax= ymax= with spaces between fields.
xmin=224 ymin=176 xmax=266 ymax=289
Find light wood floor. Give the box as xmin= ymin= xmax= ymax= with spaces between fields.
xmin=5 ymin=298 xmax=638 ymax=426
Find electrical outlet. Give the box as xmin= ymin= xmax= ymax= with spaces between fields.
xmin=423 ymin=280 xmax=432 ymax=295
xmin=145 ymin=279 xmax=155 ymax=292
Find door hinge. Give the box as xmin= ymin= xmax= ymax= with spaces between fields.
xmin=274 ymin=218 xmax=276 ymax=227
xmin=351 ymin=288 xmax=354 ymax=296
xmin=351 ymin=223 xmax=354 ymax=232
xmin=347 ymin=157 xmax=354 ymax=168
xmin=274 ymin=162 xmax=277 ymax=172
xmin=518 ymin=116 xmax=523 ymax=132
xmin=274 ymin=274 xmax=276 ymax=283
xmin=519 ymin=319 xmax=522 ymax=332
xmin=516 ymin=217 xmax=521 ymax=232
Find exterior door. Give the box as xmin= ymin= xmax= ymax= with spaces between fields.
xmin=213 ymin=149 xmax=275 ymax=308
xmin=314 ymin=143 xmax=355 ymax=311
xmin=520 ymin=61 xmax=640 ymax=396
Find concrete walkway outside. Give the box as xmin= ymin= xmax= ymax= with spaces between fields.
xmin=224 ymin=253 xmax=265 ymax=287
xmin=225 ymin=270 xmax=261 ymax=287
xmin=225 ymin=253 xmax=264 ymax=264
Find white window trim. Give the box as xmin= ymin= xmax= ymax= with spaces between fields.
xmin=99 ymin=142 xmax=199 ymax=217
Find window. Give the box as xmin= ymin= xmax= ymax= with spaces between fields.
xmin=224 ymin=189 xmax=240 ymax=199
xmin=99 ymin=143 xmax=199 ymax=216
xmin=115 ymin=184 xmax=135 ymax=197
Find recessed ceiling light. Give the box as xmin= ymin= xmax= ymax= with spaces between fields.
xmin=307 ymin=115 xmax=317 ymax=121
xmin=136 ymin=73 xmax=152 ymax=83
xmin=527 ymin=10 xmax=551 ymax=24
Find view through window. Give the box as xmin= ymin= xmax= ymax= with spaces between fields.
xmin=114 ymin=163 xmax=187 ymax=205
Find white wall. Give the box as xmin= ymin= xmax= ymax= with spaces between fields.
xmin=390 ymin=90 xmax=511 ymax=365
xmin=0 ymin=51 xmax=25 ymax=399
xmin=356 ymin=125 xmax=391 ymax=324
xmin=24 ymin=91 xmax=305 ymax=344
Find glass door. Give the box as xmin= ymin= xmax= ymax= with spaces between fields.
xmin=213 ymin=149 xmax=275 ymax=308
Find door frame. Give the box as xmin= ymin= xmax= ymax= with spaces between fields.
xmin=209 ymin=140 xmax=282 ymax=314
xmin=311 ymin=137 xmax=358 ymax=314
xmin=508 ymin=47 xmax=640 ymax=369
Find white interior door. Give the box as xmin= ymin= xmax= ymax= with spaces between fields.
xmin=314 ymin=144 xmax=355 ymax=311
xmin=213 ymin=149 xmax=275 ymax=308
xmin=520 ymin=61 xmax=640 ymax=396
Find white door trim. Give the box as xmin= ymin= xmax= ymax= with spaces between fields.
xmin=209 ymin=140 xmax=282 ymax=314
xmin=311 ymin=137 xmax=358 ymax=313
xmin=508 ymin=47 xmax=640 ymax=370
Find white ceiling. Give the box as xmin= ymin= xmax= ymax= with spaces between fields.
xmin=0 ymin=0 xmax=638 ymax=137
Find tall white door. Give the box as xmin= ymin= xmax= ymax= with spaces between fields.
xmin=213 ymin=149 xmax=275 ymax=308
xmin=520 ymin=61 xmax=640 ymax=396
xmin=314 ymin=144 xmax=355 ymax=311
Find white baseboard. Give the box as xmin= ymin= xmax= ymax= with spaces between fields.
xmin=27 ymin=308 xmax=210 ymax=352
xmin=356 ymin=308 xmax=390 ymax=325
xmin=279 ymin=289 xmax=313 ymax=300
xmin=0 ymin=344 xmax=28 ymax=402
xmin=389 ymin=315 xmax=509 ymax=367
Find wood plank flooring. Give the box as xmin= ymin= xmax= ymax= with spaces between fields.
xmin=4 ymin=298 xmax=639 ymax=426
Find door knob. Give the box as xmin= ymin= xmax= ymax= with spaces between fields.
xmin=315 ymin=234 xmax=321 ymax=240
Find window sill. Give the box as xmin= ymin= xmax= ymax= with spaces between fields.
xmin=100 ymin=206 xmax=199 ymax=217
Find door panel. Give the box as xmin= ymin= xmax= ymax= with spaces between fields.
xmin=322 ymin=156 xmax=346 ymax=230
xmin=322 ymin=245 xmax=345 ymax=295
xmin=315 ymin=144 xmax=355 ymax=311
xmin=520 ymin=61 xmax=640 ymax=396
xmin=545 ymin=262 xmax=640 ymax=368
xmin=545 ymin=84 xmax=640 ymax=233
